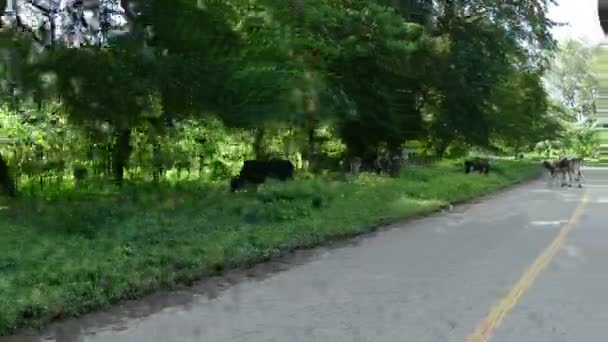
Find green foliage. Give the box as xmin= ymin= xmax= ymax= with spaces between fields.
xmin=0 ymin=0 xmax=562 ymax=175
xmin=29 ymin=47 xmax=156 ymax=130
xmin=490 ymin=70 xmax=560 ymax=153
xmin=268 ymin=0 xmax=430 ymax=156
xmin=540 ymin=39 xmax=600 ymax=158
xmin=546 ymin=39 xmax=598 ymax=123
xmin=566 ymin=120 xmax=599 ymax=158
xmin=429 ymin=16 xmax=527 ymax=152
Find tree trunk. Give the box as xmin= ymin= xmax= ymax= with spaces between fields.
xmin=198 ymin=155 xmax=204 ymax=178
xmin=104 ymin=143 xmax=112 ymax=177
xmin=152 ymin=141 xmax=162 ymax=183
xmin=111 ymin=129 xmax=132 ymax=187
xmin=307 ymin=127 xmax=318 ymax=172
xmin=435 ymin=142 xmax=448 ymax=159
xmin=253 ymin=128 xmax=265 ymax=160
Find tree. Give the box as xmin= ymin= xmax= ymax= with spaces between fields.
xmin=544 ymin=39 xmax=598 ymax=124
xmin=433 ymin=0 xmax=557 ymax=61
xmin=1 ymin=0 xmax=128 ymax=47
xmin=12 ymin=0 xmax=297 ymax=184
xmin=25 ymin=45 xmax=158 ymax=184
xmin=541 ymin=39 xmax=600 ymax=158
xmin=0 ymin=0 xmax=565 ymax=191
xmin=424 ymin=0 xmax=558 ymax=156
xmin=428 ymin=18 xmax=519 ymax=154
xmin=265 ymin=0 xmax=430 ymax=159
xmin=489 ymin=69 xmax=561 ymax=154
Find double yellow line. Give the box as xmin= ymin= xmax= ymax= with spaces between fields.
xmin=467 ymin=190 xmax=590 ymax=342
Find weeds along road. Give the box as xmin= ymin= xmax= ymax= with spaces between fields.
xmin=4 ymin=167 xmax=608 ymax=342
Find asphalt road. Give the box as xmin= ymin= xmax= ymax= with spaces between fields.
xmin=4 ymin=168 xmax=607 ymax=342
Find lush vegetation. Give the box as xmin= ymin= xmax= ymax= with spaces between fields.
xmin=1 ymin=0 xmax=562 ymax=177
xmin=539 ymin=39 xmax=600 ymax=159
xmin=0 ymin=0 xmax=597 ymax=335
xmin=0 ymin=159 xmax=539 ymax=334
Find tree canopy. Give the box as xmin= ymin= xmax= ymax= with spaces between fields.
xmin=0 ymin=0 xmax=568 ymax=187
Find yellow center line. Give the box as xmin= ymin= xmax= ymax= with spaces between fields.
xmin=467 ymin=189 xmax=590 ymax=342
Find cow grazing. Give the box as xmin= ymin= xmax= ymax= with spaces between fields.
xmin=464 ymin=158 xmax=490 ymax=174
xmin=542 ymin=157 xmax=584 ymax=188
xmin=230 ymin=159 xmax=294 ymax=192
xmin=374 ymin=155 xmax=392 ymax=174
xmin=389 ymin=155 xmax=404 ymax=177
xmin=349 ymin=157 xmax=362 ymax=175
xmin=542 ymin=160 xmax=555 ymax=175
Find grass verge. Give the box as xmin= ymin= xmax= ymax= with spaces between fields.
xmin=0 ymin=159 xmax=540 ymax=335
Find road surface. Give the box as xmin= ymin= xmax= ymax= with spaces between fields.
xmin=4 ymin=168 xmax=608 ymax=342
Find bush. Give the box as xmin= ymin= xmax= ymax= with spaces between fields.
xmin=208 ymin=159 xmax=233 ymax=181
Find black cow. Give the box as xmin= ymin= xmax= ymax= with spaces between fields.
xmin=230 ymin=159 xmax=294 ymax=192
xmin=464 ymin=158 xmax=490 ymax=174
xmin=374 ymin=155 xmax=392 ymax=174
xmin=0 ymin=154 xmax=16 ymax=197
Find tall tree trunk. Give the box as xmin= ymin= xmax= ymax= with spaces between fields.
xmin=307 ymin=127 xmax=317 ymax=172
xmin=111 ymin=129 xmax=132 ymax=187
xmin=253 ymin=128 xmax=265 ymax=160
xmin=198 ymin=155 xmax=205 ymax=178
xmin=104 ymin=143 xmax=112 ymax=177
xmin=435 ymin=141 xmax=449 ymax=159
xmin=152 ymin=141 xmax=162 ymax=183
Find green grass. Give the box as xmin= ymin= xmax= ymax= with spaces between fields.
xmin=0 ymin=159 xmax=540 ymax=335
